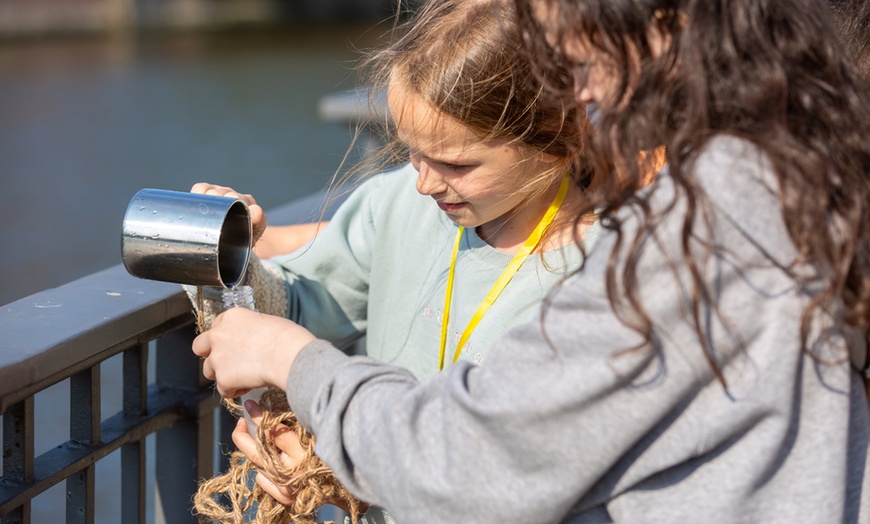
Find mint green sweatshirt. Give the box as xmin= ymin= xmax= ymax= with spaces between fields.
xmin=264 ymin=162 xmax=597 ymax=380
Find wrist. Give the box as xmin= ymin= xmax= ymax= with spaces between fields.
xmin=268 ymin=323 xmax=316 ymax=390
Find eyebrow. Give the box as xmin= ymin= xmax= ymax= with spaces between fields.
xmin=415 ymin=149 xmax=480 ymax=168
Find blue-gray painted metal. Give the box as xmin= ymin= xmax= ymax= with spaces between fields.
xmin=122 ymin=345 xmax=148 ymax=524
xmin=0 ymin=190 xmax=341 ymax=523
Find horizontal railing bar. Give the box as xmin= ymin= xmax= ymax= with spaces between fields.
xmin=0 ymin=266 xmax=191 ymax=412
xmin=0 ymin=383 xmax=221 ymax=516
xmin=0 ymin=312 xmax=192 ymax=414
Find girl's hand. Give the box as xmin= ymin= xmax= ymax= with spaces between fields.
xmin=190 ymin=182 xmax=268 ymax=245
xmin=233 ymin=401 xmax=369 ymax=514
xmin=191 ymin=308 xmax=316 ymax=398
xmin=232 ymin=401 xmax=308 ymax=506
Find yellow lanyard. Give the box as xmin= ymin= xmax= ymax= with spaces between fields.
xmin=437 ymin=173 xmax=570 ymax=370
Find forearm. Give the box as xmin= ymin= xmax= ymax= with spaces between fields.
xmin=254 ymin=222 xmax=328 ymax=259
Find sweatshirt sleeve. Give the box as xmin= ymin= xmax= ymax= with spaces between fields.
xmin=284 ymin=191 xmax=724 ymax=523
xmin=284 ymin=247 xmax=702 ymax=522
xmin=259 ymin=173 xmax=395 ymax=349
xmin=284 ymin=138 xmax=862 ymax=523
xmin=182 ymin=174 xmax=387 ymax=338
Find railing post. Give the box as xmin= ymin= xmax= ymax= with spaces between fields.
xmin=1 ymin=398 xmax=34 ymax=524
xmin=67 ymin=367 xmax=100 ymax=524
xmin=121 ymin=343 xmax=149 ymax=524
xmin=154 ymin=326 xmax=214 ymax=524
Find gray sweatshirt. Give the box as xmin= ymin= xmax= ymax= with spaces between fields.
xmin=286 ymin=136 xmax=870 ymax=523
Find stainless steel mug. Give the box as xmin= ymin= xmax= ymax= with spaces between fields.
xmin=121 ymin=188 xmax=253 ymax=288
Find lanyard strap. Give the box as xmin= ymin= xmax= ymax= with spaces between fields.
xmin=437 ymin=173 xmax=570 ymax=370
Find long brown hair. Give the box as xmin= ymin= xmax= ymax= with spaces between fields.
xmin=516 ymin=0 xmax=870 ymax=380
xmin=366 ymin=0 xmax=582 ymax=162
xmin=338 ymin=0 xmax=599 ymax=244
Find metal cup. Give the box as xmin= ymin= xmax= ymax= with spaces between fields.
xmin=121 ymin=188 xmax=253 ymax=288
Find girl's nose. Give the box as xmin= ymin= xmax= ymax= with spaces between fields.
xmin=412 ymin=155 xmax=446 ymax=196
xmin=575 ymin=84 xmax=593 ymax=104
xmin=573 ymin=75 xmax=594 ymax=105
xmin=415 ymin=163 xmax=443 ymax=196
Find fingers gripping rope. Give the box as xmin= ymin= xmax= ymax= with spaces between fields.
xmin=193 ymin=389 xmax=366 ymax=524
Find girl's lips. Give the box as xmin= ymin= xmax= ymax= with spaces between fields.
xmin=437 ymin=201 xmax=466 ymax=212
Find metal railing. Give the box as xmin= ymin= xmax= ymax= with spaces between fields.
xmin=0 ymin=192 xmax=337 ymax=524
xmin=1 ymin=87 xmax=373 ymax=523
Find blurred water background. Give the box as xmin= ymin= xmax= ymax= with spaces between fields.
xmin=0 ymin=23 xmax=386 ymax=307
xmin=0 ymin=2 xmax=396 ymax=521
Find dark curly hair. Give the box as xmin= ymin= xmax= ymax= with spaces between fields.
xmin=830 ymin=0 xmax=870 ymax=77
xmin=516 ymin=0 xmax=870 ymax=380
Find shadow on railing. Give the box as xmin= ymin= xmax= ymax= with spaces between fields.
xmin=0 ymin=191 xmax=338 ymax=524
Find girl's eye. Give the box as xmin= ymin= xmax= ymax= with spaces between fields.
xmin=439 ymin=161 xmax=470 ymax=171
